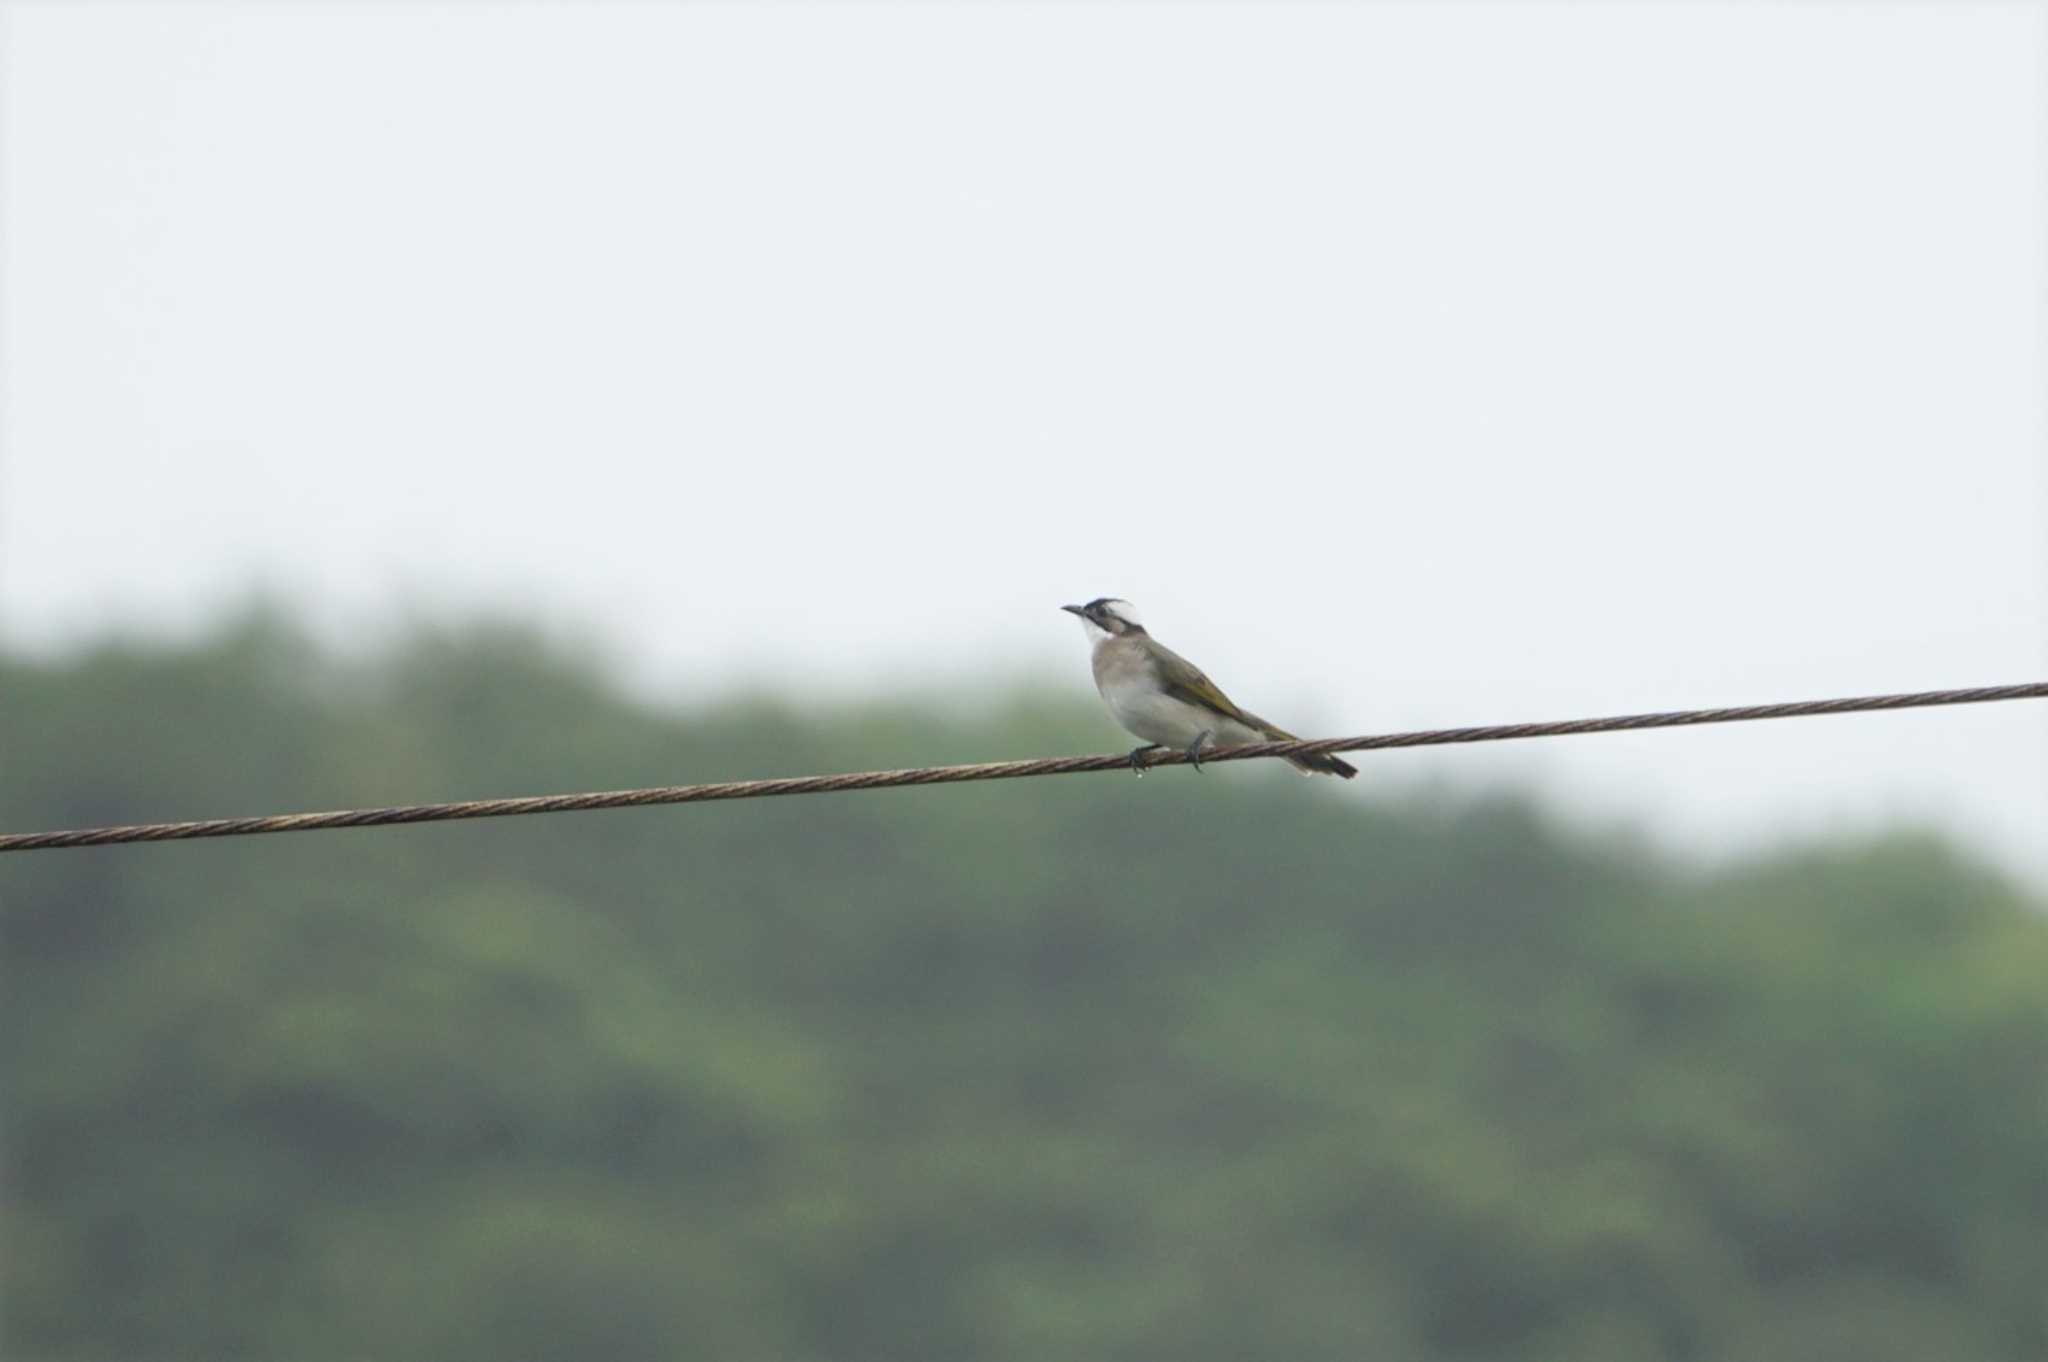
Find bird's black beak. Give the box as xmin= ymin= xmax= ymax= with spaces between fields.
xmin=1061 ymin=604 xmax=1088 ymax=618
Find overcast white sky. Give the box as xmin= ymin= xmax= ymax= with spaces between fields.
xmin=3 ymin=1 xmax=2044 ymax=883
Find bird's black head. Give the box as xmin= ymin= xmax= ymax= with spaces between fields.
xmin=1061 ymin=598 xmax=1146 ymax=638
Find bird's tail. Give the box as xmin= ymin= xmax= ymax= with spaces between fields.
xmin=1247 ymin=718 xmax=1358 ymax=779
xmin=1290 ymin=750 xmax=1358 ymax=779
xmin=1285 ymin=748 xmax=1358 ymax=778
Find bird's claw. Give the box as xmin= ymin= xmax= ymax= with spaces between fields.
xmin=1128 ymin=744 xmax=1162 ymax=777
xmin=1186 ymin=731 xmax=1211 ymax=774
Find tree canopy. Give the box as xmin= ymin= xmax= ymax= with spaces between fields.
xmin=4 ymin=614 xmax=2042 ymax=1360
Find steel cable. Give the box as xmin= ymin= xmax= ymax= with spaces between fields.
xmin=1 ymin=681 xmax=2042 ymax=853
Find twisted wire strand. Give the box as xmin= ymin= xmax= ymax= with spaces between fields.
xmin=2 ymin=681 xmax=2042 ymax=853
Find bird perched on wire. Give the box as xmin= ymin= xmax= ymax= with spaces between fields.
xmin=1063 ymin=598 xmax=1357 ymax=778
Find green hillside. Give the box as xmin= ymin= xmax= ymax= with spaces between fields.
xmin=4 ymin=615 xmax=2042 ymax=1361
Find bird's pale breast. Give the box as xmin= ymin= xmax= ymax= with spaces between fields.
xmin=1092 ymin=639 xmax=1265 ymax=750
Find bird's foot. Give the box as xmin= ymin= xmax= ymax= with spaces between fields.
xmin=1186 ymin=731 xmax=1212 ymax=774
xmin=1127 ymin=744 xmax=1162 ymax=777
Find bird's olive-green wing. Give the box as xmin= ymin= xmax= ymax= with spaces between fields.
xmin=1152 ymin=645 xmax=1263 ymax=729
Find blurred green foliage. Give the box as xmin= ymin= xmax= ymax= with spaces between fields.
xmin=3 ymin=612 xmax=2042 ymax=1361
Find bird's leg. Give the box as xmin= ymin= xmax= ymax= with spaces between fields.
xmin=1127 ymin=744 xmax=1162 ymax=777
xmin=1186 ymin=730 xmax=1212 ymax=774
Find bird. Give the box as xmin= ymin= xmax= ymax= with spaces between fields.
xmin=1062 ymin=598 xmax=1357 ymax=778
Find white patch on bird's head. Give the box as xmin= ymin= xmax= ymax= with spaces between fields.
xmin=1096 ymin=599 xmax=1142 ymax=629
xmin=1065 ymin=597 xmax=1146 ymax=644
